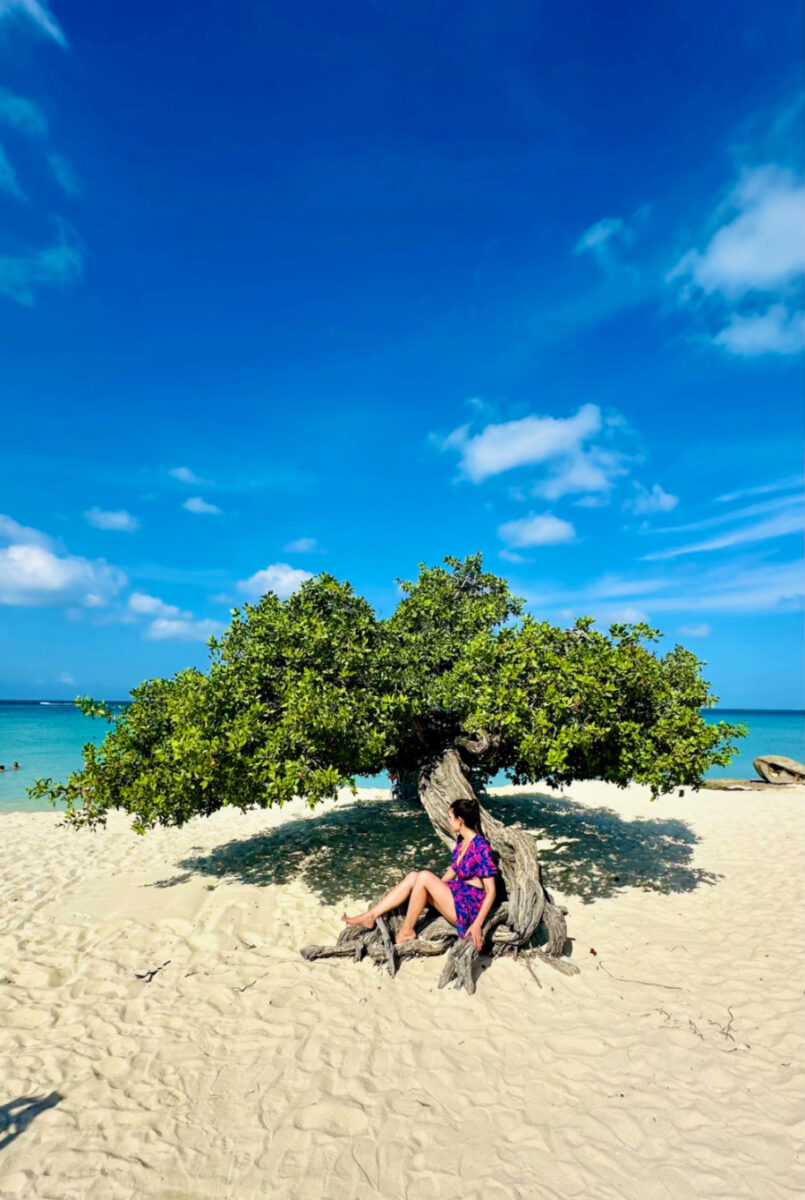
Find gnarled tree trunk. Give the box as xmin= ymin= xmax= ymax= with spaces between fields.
xmin=301 ymin=742 xmax=576 ymax=994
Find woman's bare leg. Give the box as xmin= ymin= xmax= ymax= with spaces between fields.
xmin=342 ymin=871 xmax=418 ymax=929
xmin=396 ymin=871 xmax=457 ymax=944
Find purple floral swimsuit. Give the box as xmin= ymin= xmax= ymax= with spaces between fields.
xmin=447 ymin=836 xmax=498 ymax=936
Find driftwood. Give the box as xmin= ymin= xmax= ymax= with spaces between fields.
xmin=301 ymin=742 xmax=575 ymax=994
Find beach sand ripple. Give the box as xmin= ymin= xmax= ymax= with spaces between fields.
xmin=1 ymin=782 xmax=803 ymax=1199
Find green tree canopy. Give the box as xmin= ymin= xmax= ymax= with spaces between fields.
xmin=31 ymin=555 xmax=744 ymax=831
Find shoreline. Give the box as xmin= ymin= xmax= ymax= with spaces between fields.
xmin=2 ymin=780 xmax=803 ymax=1199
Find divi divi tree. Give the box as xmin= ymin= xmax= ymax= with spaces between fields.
xmin=33 ymin=556 xmax=743 ymax=992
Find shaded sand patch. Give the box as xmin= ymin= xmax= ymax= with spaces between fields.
xmin=1 ymin=782 xmax=803 ymax=1199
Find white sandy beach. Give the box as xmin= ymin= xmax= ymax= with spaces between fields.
xmin=1 ymin=780 xmax=803 ymax=1200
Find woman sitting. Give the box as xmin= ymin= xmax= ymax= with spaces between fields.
xmin=343 ymin=797 xmax=498 ymax=950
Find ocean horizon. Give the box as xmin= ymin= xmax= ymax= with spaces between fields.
xmin=1 ymin=700 xmax=802 ymax=814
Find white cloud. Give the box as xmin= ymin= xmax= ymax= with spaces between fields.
xmin=678 ymin=623 xmax=711 ymax=638
xmin=125 ymin=590 xmax=224 ymax=641
xmin=183 ymin=496 xmax=222 ymax=515
xmin=145 ymin=617 xmax=224 ymax=643
xmin=498 ymin=513 xmax=576 ymax=548
xmin=0 ymin=513 xmax=53 ymax=548
xmin=0 ymin=542 xmax=126 ymax=607
xmin=499 ymin=549 xmax=527 ymax=564
xmin=667 ymin=163 xmax=804 ymax=357
xmin=0 ymin=0 xmax=67 ymax=46
xmin=716 ymin=475 xmax=804 ymax=504
xmin=0 ymin=220 xmax=82 ymax=306
xmin=669 ymin=166 xmax=804 ymax=300
xmin=642 ymin=508 xmax=804 ymax=561
xmin=0 ymin=88 xmax=47 ymax=137
xmin=84 ymin=507 xmax=139 ymax=532
xmin=0 ymin=513 xmax=126 ymax=607
xmin=0 ymin=144 xmax=25 ymax=200
xmin=443 ymin=403 xmax=602 ymax=483
xmin=128 ymin=592 xmax=185 ymax=619
xmin=57 ymin=670 xmax=76 ymax=684
xmin=533 ymin=446 xmax=627 ymax=502
xmin=711 ymin=304 xmax=803 ymax=356
xmin=626 ymin=483 xmax=679 ymax=515
xmin=284 ymin=537 xmax=318 ymax=553
xmin=170 ymin=466 xmax=206 ymax=485
xmin=237 ymin=563 xmax=315 ymax=599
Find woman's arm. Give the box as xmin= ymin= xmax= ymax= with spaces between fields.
xmin=441 ymin=865 xmax=456 ymax=883
xmin=465 ymin=877 xmax=496 ymax=951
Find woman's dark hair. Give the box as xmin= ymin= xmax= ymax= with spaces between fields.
xmin=449 ymin=797 xmax=484 ymax=839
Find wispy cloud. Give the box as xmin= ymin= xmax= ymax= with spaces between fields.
xmin=47 ymin=151 xmax=79 ymax=196
xmin=284 ymin=536 xmax=318 ymax=553
xmin=533 ymin=445 xmax=627 ymax=502
xmin=0 ymin=88 xmax=47 ymax=136
xmin=642 ymin=508 xmax=803 ymax=561
xmin=183 ymin=497 xmax=221 ymax=515
xmin=84 ymin=507 xmax=140 ymax=532
xmin=498 ymin=513 xmax=576 ymax=548
xmin=0 ymin=144 xmax=26 ymax=200
xmin=122 ymin=563 xmax=232 ymax=589
xmin=574 ymin=216 xmax=630 ymax=265
xmin=0 ymin=58 xmax=84 ymax=307
xmin=237 ymin=563 xmax=315 ymax=600
xmin=170 ymin=466 xmax=208 ymax=485
xmin=716 ymin=475 xmax=804 ymax=504
xmin=0 ymin=0 xmax=67 ymax=46
xmin=573 ymin=206 xmax=650 ymax=272
xmin=634 ymin=561 xmax=803 ymax=615
xmin=652 ymin=493 xmax=801 ymax=534
xmin=0 ymin=219 xmax=82 ymax=306
xmin=625 ymin=483 xmax=678 ymax=515
xmin=0 ymin=513 xmax=53 ymax=549
xmin=528 ymin=559 xmax=803 ymax=618
xmin=678 ymin=623 xmax=711 ymax=638
xmin=0 ymin=88 xmax=79 ymax=194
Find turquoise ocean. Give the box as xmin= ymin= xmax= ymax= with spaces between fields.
xmin=0 ymin=701 xmax=802 ymax=814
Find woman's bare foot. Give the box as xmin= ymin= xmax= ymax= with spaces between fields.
xmin=342 ymin=912 xmax=376 ymax=929
xmin=395 ymin=928 xmax=417 ymax=945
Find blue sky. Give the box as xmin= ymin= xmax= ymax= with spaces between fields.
xmin=0 ymin=1 xmax=802 ymax=707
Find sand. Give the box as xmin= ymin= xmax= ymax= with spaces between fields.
xmin=1 ymin=780 xmax=803 ymax=1200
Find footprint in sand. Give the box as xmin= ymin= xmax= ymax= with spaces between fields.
xmin=294 ymin=1100 xmax=368 ymax=1137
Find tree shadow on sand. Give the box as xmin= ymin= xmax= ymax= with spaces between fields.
xmin=0 ymin=1093 xmax=62 ymax=1151
xmin=151 ymin=792 xmax=721 ymax=906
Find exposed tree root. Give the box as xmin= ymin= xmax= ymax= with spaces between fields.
xmin=301 ymin=745 xmax=575 ymax=995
